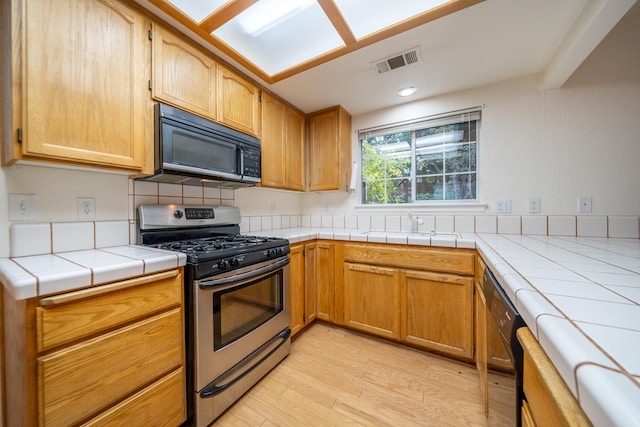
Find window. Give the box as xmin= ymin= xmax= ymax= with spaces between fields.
xmin=359 ymin=110 xmax=479 ymax=205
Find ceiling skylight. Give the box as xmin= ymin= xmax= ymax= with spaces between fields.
xmin=156 ymin=0 xmax=484 ymax=83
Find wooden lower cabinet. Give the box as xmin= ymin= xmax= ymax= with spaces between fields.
xmin=315 ymin=241 xmax=336 ymax=322
xmin=340 ymin=243 xmax=475 ymax=360
xmin=343 ymin=263 xmax=400 ymax=340
xmin=3 ymin=269 xmax=186 ymax=427
xmin=517 ymin=327 xmax=592 ymax=427
xmin=474 ymin=256 xmax=489 ymax=416
xmin=402 ymin=269 xmax=473 ymax=359
xmin=289 ymin=242 xmax=319 ymax=337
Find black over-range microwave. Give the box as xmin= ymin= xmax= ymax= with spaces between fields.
xmin=136 ymin=103 xmax=261 ymax=188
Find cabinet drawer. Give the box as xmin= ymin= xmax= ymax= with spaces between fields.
xmin=344 ymin=243 xmax=474 ymax=275
xmin=38 ymin=308 xmax=184 ymax=427
xmin=83 ymin=368 xmax=186 ymax=427
xmin=37 ymin=270 xmax=182 ymax=352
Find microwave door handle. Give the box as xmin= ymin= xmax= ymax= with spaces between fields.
xmin=239 ymin=147 xmax=244 ymax=177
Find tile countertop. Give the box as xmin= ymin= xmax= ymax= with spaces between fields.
xmin=0 ymin=245 xmax=186 ymax=300
xmin=2 ymin=228 xmax=638 ymax=426
xmin=270 ymin=228 xmax=640 ymax=427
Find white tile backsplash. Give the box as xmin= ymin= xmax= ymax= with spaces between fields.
xmin=522 ymin=216 xmax=547 ymax=235
xmin=159 ymin=183 xmax=182 ymax=197
xmin=371 ymin=215 xmax=385 ymax=230
xmin=548 ymin=216 xmax=577 ymax=236
xmin=577 ymin=216 xmax=608 ymax=237
xmin=435 ymin=215 xmax=454 ymax=232
xmin=454 ymin=216 xmax=475 ymax=232
xmin=11 ymin=223 xmax=51 ymax=257
xmin=475 ymin=215 xmax=497 ymax=233
xmin=386 ymin=215 xmax=401 ymax=232
xmin=52 ymin=222 xmax=95 ymax=252
xmin=498 ymin=215 xmax=521 ymax=234
xmin=608 ymin=216 xmax=640 ymax=238
xmin=95 ymin=221 xmax=129 ymax=248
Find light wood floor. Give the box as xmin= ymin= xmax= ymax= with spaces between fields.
xmin=213 ymin=323 xmax=498 ymax=426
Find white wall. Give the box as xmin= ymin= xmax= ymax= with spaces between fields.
xmin=305 ymin=4 xmax=640 ymax=217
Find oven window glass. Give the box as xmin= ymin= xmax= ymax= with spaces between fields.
xmin=213 ymin=270 xmax=283 ymax=349
xmin=165 ymin=124 xmax=238 ymax=174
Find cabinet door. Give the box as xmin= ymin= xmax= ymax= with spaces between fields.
xmin=289 ymin=244 xmax=305 ymax=336
xmin=306 ymin=106 xmax=352 ymax=191
xmin=475 ymin=281 xmax=488 ymax=416
xmin=403 ymin=270 xmax=474 ymax=359
xmin=285 ymin=107 xmax=305 ymax=190
xmin=260 ymin=93 xmax=287 ymax=188
xmin=307 ymin=109 xmax=339 ymax=191
xmin=217 ymin=64 xmax=260 ymax=136
xmin=20 ymin=0 xmax=146 ymax=170
xmin=305 ymin=242 xmax=318 ymax=324
xmin=151 ymin=23 xmax=217 ymax=120
xmin=316 ymin=241 xmax=335 ymax=322
xmin=343 ymin=262 xmax=400 ymax=340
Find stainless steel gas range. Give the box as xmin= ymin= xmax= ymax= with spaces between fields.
xmin=137 ymin=204 xmax=291 ymax=427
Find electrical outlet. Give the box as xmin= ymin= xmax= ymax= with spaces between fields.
xmin=528 ymin=197 xmax=541 ymax=213
xmin=579 ymin=196 xmax=592 ymax=213
xmin=78 ymin=197 xmax=96 ymax=219
xmin=271 ymin=202 xmax=276 ymax=213
xmin=494 ymin=200 xmax=512 ymax=214
xmin=9 ymin=194 xmax=37 ymax=221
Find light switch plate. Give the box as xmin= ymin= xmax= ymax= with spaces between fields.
xmin=494 ymin=199 xmax=512 ymax=214
xmin=9 ymin=194 xmax=38 ymax=221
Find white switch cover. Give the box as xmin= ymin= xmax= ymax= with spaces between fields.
xmin=579 ymin=196 xmax=592 ymax=213
xmin=494 ymin=200 xmax=512 ymax=214
xmin=9 ymin=194 xmax=38 ymax=221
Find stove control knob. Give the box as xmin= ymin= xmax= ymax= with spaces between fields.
xmin=218 ymin=260 xmax=230 ymax=270
xmin=230 ymin=257 xmax=240 ymax=267
xmin=173 ymin=210 xmax=184 ymax=219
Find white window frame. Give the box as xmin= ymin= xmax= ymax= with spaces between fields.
xmin=357 ymin=107 xmax=482 ymax=209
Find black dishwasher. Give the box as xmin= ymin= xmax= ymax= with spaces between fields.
xmin=483 ymin=267 xmax=526 ymax=427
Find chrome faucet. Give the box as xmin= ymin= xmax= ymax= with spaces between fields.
xmin=407 ymin=212 xmax=424 ymax=233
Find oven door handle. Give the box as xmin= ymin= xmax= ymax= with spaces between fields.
xmin=196 ymin=256 xmax=290 ymax=289
xmin=200 ymin=328 xmax=291 ymax=398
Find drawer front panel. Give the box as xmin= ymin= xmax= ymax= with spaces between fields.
xmin=82 ymin=368 xmax=186 ymax=427
xmin=37 ymin=270 xmax=182 ymax=351
xmin=38 ymin=308 xmax=183 ymax=427
xmin=344 ymin=243 xmax=474 ymax=275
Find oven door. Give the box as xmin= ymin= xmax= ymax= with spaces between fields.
xmin=193 ymin=256 xmax=290 ymax=391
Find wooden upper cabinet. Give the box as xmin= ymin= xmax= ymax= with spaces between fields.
xmin=150 ymin=22 xmax=217 ymax=120
xmin=4 ymin=0 xmax=148 ymax=171
xmin=307 ymin=106 xmax=352 ymax=191
xmin=217 ymin=64 xmax=261 ymax=137
xmin=261 ymin=93 xmax=287 ymax=188
xmin=261 ymin=92 xmax=305 ymax=191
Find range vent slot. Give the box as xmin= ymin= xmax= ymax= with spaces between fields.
xmin=373 ymin=47 xmax=422 ymax=74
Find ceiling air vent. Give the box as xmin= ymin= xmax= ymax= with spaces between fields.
xmin=373 ymin=47 xmax=422 ymax=74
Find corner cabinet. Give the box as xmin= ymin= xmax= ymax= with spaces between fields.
xmin=217 ymin=64 xmax=261 ymax=137
xmin=150 ymin=22 xmax=217 ymax=120
xmin=2 ymin=0 xmax=148 ymax=172
xmin=261 ymin=93 xmax=305 ymax=191
xmin=3 ymin=269 xmax=187 ymax=427
xmin=306 ymin=106 xmax=352 ymax=191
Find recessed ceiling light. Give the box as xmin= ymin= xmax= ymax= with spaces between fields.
xmin=396 ymin=86 xmax=417 ymax=97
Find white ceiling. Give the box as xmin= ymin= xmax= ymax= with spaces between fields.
xmin=136 ymin=0 xmax=637 ymax=116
